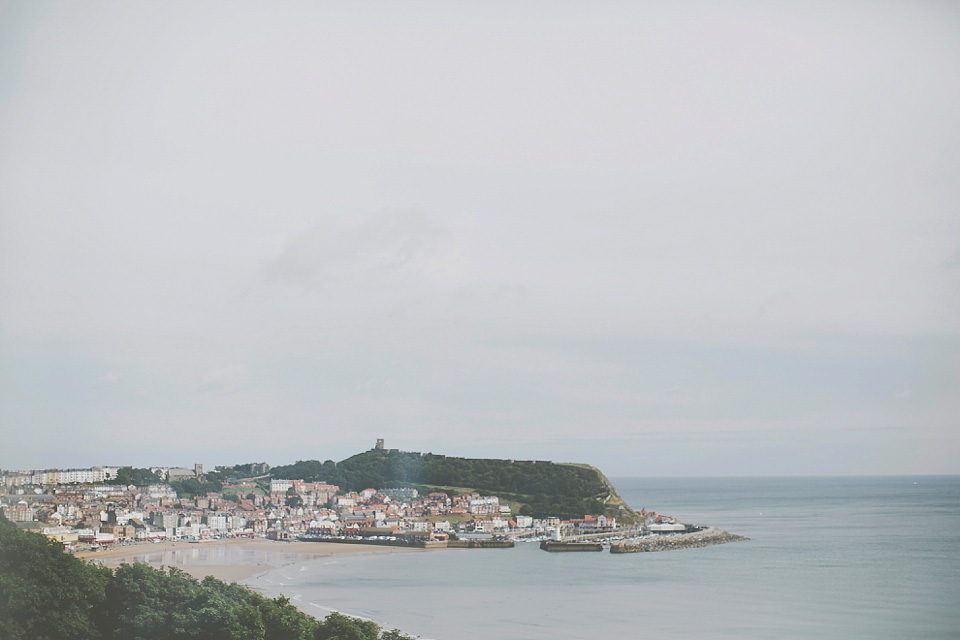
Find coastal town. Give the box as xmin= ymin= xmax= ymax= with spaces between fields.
xmin=2 ymin=440 xmax=751 ymax=557
xmin=0 ymin=459 xmax=709 ymax=553
xmin=0 ymin=462 xmax=571 ymax=548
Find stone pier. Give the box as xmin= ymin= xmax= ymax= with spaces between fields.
xmin=609 ymin=527 xmax=748 ymax=553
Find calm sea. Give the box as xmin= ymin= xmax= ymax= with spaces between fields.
xmin=245 ymin=476 xmax=960 ymax=639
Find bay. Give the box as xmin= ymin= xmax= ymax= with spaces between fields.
xmin=245 ymin=476 xmax=960 ymax=639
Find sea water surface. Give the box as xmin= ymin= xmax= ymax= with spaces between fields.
xmin=245 ymin=476 xmax=960 ymax=639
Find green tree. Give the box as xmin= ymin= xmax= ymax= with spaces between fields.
xmin=0 ymin=514 xmax=109 ymax=640
xmin=314 ymin=612 xmax=380 ymax=640
xmin=114 ymin=467 xmax=162 ymax=487
xmin=0 ymin=516 xmax=414 ymax=640
xmin=260 ymin=594 xmax=316 ymax=640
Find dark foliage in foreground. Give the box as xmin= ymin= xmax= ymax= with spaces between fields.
xmin=0 ymin=516 xmax=414 ymax=640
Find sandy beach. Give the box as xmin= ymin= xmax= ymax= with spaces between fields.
xmin=76 ymin=538 xmax=419 ymax=583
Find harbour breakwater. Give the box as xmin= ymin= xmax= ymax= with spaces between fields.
xmin=540 ymin=541 xmax=604 ymax=552
xmin=447 ymin=538 xmax=515 ymax=549
xmin=299 ymin=537 xmax=514 ymax=549
xmin=610 ymin=527 xmax=748 ymax=553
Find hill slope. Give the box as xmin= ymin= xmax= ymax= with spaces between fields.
xmin=271 ymin=449 xmax=640 ymax=524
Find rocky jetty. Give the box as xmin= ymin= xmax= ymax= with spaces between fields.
xmin=299 ymin=536 xmax=514 ymax=549
xmin=609 ymin=527 xmax=748 ymax=553
xmin=540 ymin=541 xmax=604 ymax=552
xmin=447 ymin=538 xmax=515 ymax=549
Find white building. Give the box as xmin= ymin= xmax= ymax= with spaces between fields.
xmin=410 ymin=520 xmax=429 ymax=532
xmin=144 ymin=485 xmax=177 ymax=500
xmin=515 ymin=515 xmax=534 ymax=528
xmin=270 ymin=479 xmax=293 ymax=494
xmin=469 ymin=496 xmax=500 ymax=514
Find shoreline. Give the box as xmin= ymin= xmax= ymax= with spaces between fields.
xmin=72 ymin=527 xmax=748 ymax=636
xmin=74 ymin=537 xmax=432 ymax=638
xmin=240 ymin=546 xmax=443 ymax=640
xmin=77 ymin=537 xmax=421 ymax=583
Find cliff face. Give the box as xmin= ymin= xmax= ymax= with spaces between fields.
xmin=561 ymin=462 xmax=641 ymax=525
xmin=330 ymin=449 xmax=641 ymax=524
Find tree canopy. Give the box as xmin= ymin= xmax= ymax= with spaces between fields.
xmin=0 ymin=515 xmax=414 ymax=640
xmin=170 ymin=471 xmax=225 ymax=499
xmin=114 ymin=467 xmax=163 ymax=487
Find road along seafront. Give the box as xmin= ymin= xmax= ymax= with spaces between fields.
xmin=610 ymin=527 xmax=748 ymax=553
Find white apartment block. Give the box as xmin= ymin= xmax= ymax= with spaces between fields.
xmin=270 ymin=479 xmax=293 ymax=494
xmin=1 ymin=466 xmax=119 ymax=487
xmin=469 ymin=495 xmax=500 ymax=514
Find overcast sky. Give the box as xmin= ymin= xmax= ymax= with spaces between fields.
xmin=1 ymin=1 xmax=958 ymax=476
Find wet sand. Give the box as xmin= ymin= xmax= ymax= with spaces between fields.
xmin=76 ymin=538 xmax=418 ymax=583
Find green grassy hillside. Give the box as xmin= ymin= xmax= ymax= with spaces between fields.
xmin=271 ymin=449 xmax=640 ymax=524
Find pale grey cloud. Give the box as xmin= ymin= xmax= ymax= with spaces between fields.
xmin=1 ymin=1 xmax=958 ymax=474
xmin=96 ymin=371 xmax=119 ymax=385
xmin=197 ymin=365 xmax=254 ymax=394
xmin=895 ymin=387 xmax=914 ymax=400
xmin=261 ymin=212 xmax=442 ymax=290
